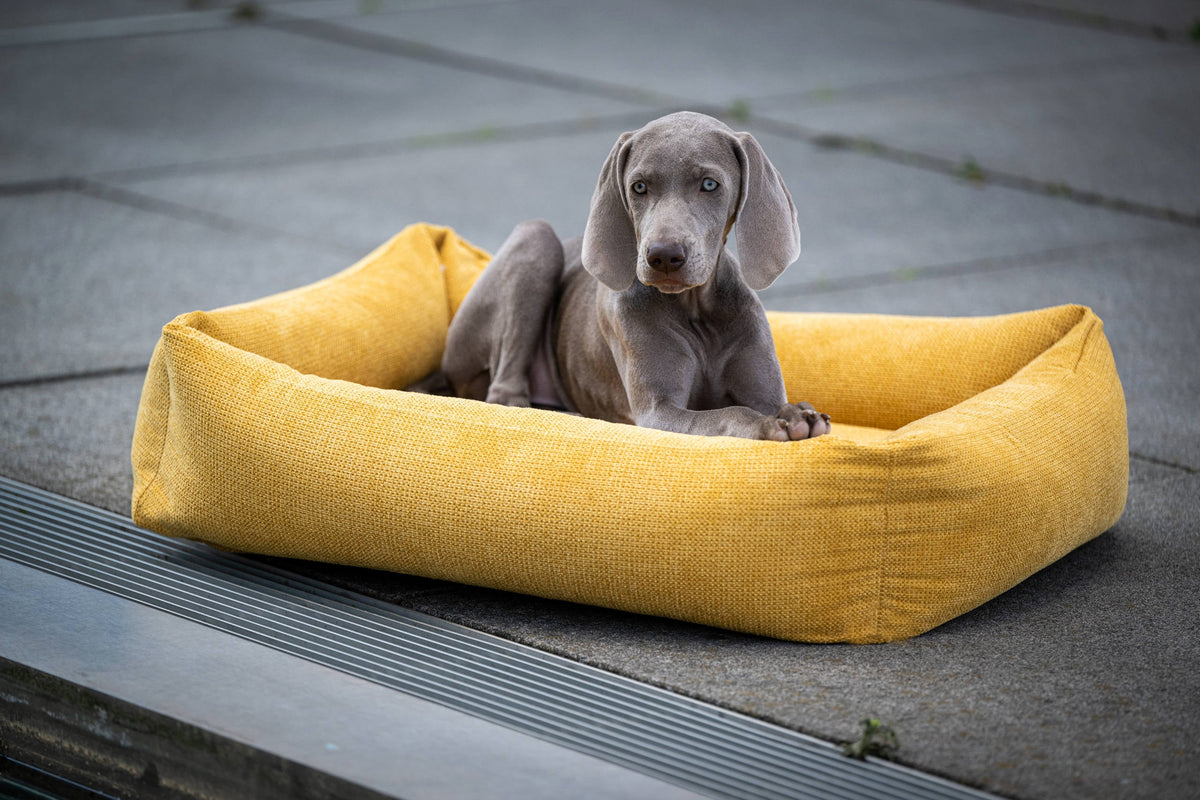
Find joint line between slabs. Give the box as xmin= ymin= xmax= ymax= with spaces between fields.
xmin=914 ymin=0 xmax=1200 ymax=45
xmin=748 ymin=115 xmax=1200 ymax=231
xmin=1130 ymin=452 xmax=1198 ymax=475
xmin=0 ymin=365 xmax=149 ymax=391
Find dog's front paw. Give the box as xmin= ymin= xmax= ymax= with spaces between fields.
xmin=761 ymin=403 xmax=831 ymax=441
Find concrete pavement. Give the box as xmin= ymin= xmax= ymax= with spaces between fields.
xmin=2 ymin=1 xmax=1198 ymax=798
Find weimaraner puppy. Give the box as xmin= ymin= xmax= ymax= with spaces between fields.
xmin=421 ymin=111 xmax=830 ymax=441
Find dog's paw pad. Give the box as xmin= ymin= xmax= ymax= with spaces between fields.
xmin=766 ymin=403 xmax=831 ymax=441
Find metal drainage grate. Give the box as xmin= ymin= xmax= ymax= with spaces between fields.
xmin=0 ymin=477 xmax=997 ymax=800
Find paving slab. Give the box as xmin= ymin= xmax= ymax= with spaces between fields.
xmin=0 ymin=190 xmax=352 ymax=383
xmin=0 ymin=0 xmax=193 ymax=28
xmin=106 ymin=123 xmax=1186 ymax=286
xmin=108 ymin=129 xmax=612 ymax=257
xmin=756 ymin=49 xmax=1200 ymax=215
xmin=326 ymin=0 xmax=1164 ymax=105
xmin=0 ymin=373 xmax=143 ymax=514
xmin=761 ymin=232 xmax=1200 ymax=470
xmin=0 ymin=0 xmax=523 ymax=31
xmin=0 ymin=20 xmax=635 ymax=183
xmin=749 ymin=129 xmax=1189 ymax=290
xmin=953 ymin=0 xmax=1200 ymax=34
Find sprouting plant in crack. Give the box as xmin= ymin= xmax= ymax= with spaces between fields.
xmin=1189 ymin=18 xmax=1200 ymax=42
xmin=231 ymin=1 xmax=262 ymax=21
xmin=728 ymin=99 xmax=751 ymax=123
xmin=843 ymin=717 xmax=900 ymax=760
xmin=955 ymin=156 xmax=986 ymax=186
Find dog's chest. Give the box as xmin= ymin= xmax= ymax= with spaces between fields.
xmin=681 ymin=319 xmax=742 ymax=410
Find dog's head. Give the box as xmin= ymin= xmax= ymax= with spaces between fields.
xmin=581 ymin=111 xmax=800 ymax=293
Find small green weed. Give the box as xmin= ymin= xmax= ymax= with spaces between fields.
xmin=955 ymin=156 xmax=985 ymax=186
xmin=843 ymin=717 xmax=900 ymax=761
xmin=230 ymin=1 xmax=262 ymax=21
xmin=728 ymin=99 xmax=751 ymax=123
xmin=471 ymin=125 xmax=499 ymax=142
xmin=1189 ymin=18 xmax=1200 ymax=41
xmin=811 ymin=133 xmax=850 ymax=150
xmin=854 ymin=137 xmax=884 ymax=155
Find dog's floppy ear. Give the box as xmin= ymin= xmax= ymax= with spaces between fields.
xmin=731 ymin=132 xmax=801 ymax=291
xmin=582 ymin=131 xmax=638 ymax=291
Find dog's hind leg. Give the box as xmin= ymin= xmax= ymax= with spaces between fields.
xmin=441 ymin=219 xmax=565 ymax=406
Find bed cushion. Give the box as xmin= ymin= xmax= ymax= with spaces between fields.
xmin=131 ymin=223 xmax=1128 ymax=643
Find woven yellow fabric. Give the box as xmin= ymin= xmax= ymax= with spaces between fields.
xmin=131 ymin=223 xmax=1128 ymax=643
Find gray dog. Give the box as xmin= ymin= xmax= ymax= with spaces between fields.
xmin=421 ymin=111 xmax=830 ymax=441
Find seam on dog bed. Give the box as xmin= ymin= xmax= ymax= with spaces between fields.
xmin=131 ymin=341 xmax=171 ymax=523
xmin=1072 ymin=313 xmax=1100 ymax=374
xmin=874 ymin=442 xmax=897 ymax=643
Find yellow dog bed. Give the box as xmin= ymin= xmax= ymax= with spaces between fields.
xmin=131 ymin=223 xmax=1128 ymax=643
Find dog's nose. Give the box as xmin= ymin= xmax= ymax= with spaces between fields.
xmin=646 ymin=242 xmax=688 ymax=273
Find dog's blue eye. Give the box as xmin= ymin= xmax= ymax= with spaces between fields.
xmin=701 ymin=178 xmax=719 ymax=192
xmin=631 ymin=181 xmax=647 ymax=195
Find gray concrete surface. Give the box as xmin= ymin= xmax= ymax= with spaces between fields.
xmin=0 ymin=190 xmax=353 ymax=382
xmin=757 ymin=49 xmax=1200 ymax=214
xmin=2 ymin=1 xmax=1198 ymax=798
